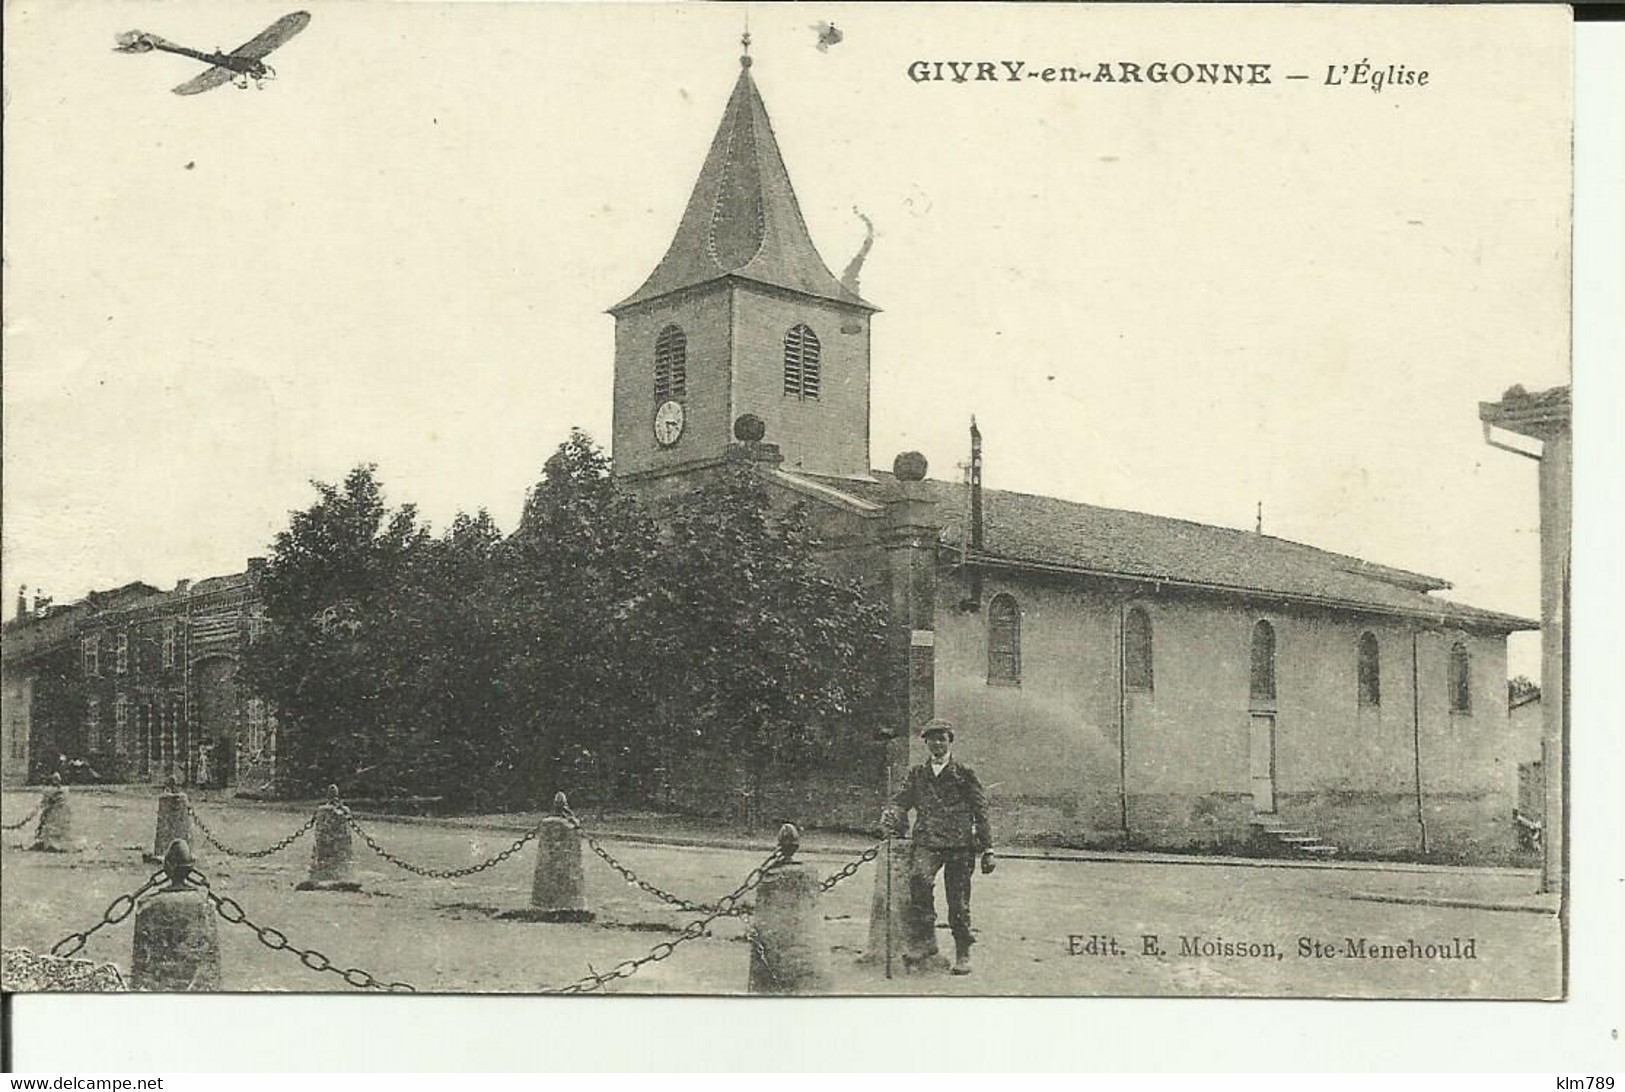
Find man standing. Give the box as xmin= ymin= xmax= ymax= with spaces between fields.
xmin=885 ymin=718 xmax=995 ymax=975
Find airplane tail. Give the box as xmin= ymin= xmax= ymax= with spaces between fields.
xmin=113 ymin=30 xmax=168 ymax=53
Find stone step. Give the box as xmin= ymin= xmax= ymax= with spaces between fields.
xmin=1250 ymin=819 xmax=1340 ymax=859
xmin=1253 ymin=826 xmax=1310 ymax=839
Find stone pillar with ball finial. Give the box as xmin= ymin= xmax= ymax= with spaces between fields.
xmin=527 ymin=791 xmax=594 ymax=922
xmin=748 ymin=823 xmax=832 ymax=994
xmin=297 ymin=784 xmax=361 ymax=892
xmin=883 ymin=450 xmax=940 ymax=778
xmin=727 ymin=413 xmax=782 ymax=468
xmin=857 ymin=453 xmax=940 ymax=975
xmin=131 ymin=839 xmax=220 ymax=991
xmin=500 ymin=791 xmax=594 ymax=922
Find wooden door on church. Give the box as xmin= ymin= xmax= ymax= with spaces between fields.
xmin=1249 ymin=714 xmax=1276 ymax=813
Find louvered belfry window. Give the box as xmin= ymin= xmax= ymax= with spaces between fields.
xmin=988 ymin=593 xmax=1022 ymax=684
xmin=654 ymin=324 xmax=687 ymax=403
xmin=783 ymin=324 xmax=821 ymax=399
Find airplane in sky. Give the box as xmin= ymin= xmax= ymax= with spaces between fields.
xmin=115 ymin=11 xmax=311 ymax=95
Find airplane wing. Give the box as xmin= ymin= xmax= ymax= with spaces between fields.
xmin=227 ymin=10 xmax=311 ymax=61
xmin=171 ymin=66 xmax=237 ymax=96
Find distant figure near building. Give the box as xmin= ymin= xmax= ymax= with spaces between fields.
xmin=887 ymin=719 xmax=996 ymax=975
xmin=57 ymin=753 xmax=100 ymax=784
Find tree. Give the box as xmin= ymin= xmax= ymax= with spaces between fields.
xmin=647 ymin=464 xmax=889 ymax=825
xmin=243 ymin=436 xmax=890 ymax=824
xmin=243 ymin=465 xmax=503 ymax=801
xmin=496 ymin=430 xmax=661 ymax=807
xmin=390 ymin=509 xmax=511 ymax=806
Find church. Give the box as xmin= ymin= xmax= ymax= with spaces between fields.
xmin=604 ymin=44 xmax=1536 ymax=863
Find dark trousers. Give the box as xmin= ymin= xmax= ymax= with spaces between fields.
xmin=905 ymin=846 xmax=977 ymax=957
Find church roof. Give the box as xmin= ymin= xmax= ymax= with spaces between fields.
xmin=808 ymin=472 xmax=1537 ymax=632
xmin=611 ymin=61 xmax=874 ymax=314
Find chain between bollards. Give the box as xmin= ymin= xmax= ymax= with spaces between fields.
xmin=817 ymin=842 xmax=884 ymax=893
xmin=182 ymin=860 xmax=416 ymax=992
xmin=540 ymin=845 xmax=784 ymax=994
xmin=338 ymin=804 xmax=541 ymax=879
xmin=560 ymin=797 xmax=752 ymax=918
xmin=2 ymin=802 xmax=42 ymax=831
xmin=51 ymin=839 xmax=199 ymax=959
xmin=49 ymin=869 xmax=168 ymax=958
xmin=565 ymin=798 xmax=879 ymax=908
xmin=183 ymin=798 xmax=318 ymax=859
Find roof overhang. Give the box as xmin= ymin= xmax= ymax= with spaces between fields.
xmin=945 ymin=549 xmax=1538 ymax=633
xmin=768 ymin=468 xmax=885 ymax=515
xmin=1478 ymin=386 xmax=1571 ymax=442
xmin=609 ymin=273 xmax=880 ymax=318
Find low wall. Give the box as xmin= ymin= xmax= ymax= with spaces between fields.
xmin=666 ymin=742 xmax=888 ymax=834
xmin=979 ymin=787 xmax=1524 ymax=864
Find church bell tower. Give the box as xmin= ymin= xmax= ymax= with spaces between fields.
xmin=608 ymin=40 xmax=877 ymax=484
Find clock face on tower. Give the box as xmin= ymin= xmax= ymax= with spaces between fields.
xmin=653 ymin=400 xmax=685 ymax=447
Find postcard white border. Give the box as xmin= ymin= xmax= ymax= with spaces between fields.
xmin=7 ymin=12 xmax=1622 ymax=1077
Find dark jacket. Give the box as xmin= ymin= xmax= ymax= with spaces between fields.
xmin=890 ymin=758 xmax=993 ymax=851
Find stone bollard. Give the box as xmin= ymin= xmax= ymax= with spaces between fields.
xmin=297 ymin=786 xmax=360 ymax=892
xmin=131 ymin=840 xmax=221 ymax=991
xmin=525 ymin=792 xmax=594 ymax=922
xmin=496 ymin=792 xmax=594 ymax=923
xmin=859 ymin=836 xmax=913 ymax=975
xmin=748 ymin=824 xmax=832 ymax=995
xmin=146 ymin=778 xmax=192 ymax=864
xmin=29 ymin=774 xmax=73 ymax=852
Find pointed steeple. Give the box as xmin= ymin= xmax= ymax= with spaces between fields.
xmin=611 ymin=54 xmax=874 ymax=313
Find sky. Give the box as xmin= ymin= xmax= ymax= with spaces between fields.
xmin=3 ymin=2 xmax=1572 ymax=679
